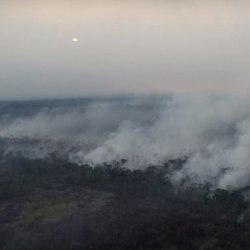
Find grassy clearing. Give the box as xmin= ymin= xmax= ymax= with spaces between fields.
xmin=1 ymin=188 xmax=114 ymax=229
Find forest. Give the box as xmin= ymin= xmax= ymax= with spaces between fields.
xmin=1 ymin=154 xmax=250 ymax=250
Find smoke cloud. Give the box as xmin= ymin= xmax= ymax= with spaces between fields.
xmin=1 ymin=95 xmax=250 ymax=189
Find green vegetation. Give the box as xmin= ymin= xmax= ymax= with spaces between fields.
xmin=17 ymin=189 xmax=113 ymax=226
xmin=0 ymin=156 xmax=250 ymax=249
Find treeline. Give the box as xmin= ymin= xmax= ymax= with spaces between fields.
xmin=0 ymin=155 xmax=250 ymax=249
xmin=0 ymin=156 xmax=177 ymax=200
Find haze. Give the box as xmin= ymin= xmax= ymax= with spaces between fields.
xmin=0 ymin=0 xmax=250 ymax=100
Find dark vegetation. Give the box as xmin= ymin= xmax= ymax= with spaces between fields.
xmin=1 ymin=155 xmax=250 ymax=250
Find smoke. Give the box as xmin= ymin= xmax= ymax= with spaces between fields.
xmin=1 ymin=95 xmax=250 ymax=189
xmin=0 ymin=98 xmax=163 ymax=159
xmin=82 ymin=95 xmax=250 ymax=189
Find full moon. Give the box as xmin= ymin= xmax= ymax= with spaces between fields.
xmin=72 ymin=38 xmax=79 ymax=42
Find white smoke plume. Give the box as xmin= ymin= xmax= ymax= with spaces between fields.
xmin=1 ymin=95 xmax=250 ymax=189
xmin=82 ymin=95 xmax=250 ymax=189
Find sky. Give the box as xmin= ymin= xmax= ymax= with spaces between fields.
xmin=0 ymin=0 xmax=250 ymax=100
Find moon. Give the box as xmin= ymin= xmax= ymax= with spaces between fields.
xmin=72 ymin=38 xmax=79 ymax=42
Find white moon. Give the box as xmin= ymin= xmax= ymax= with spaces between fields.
xmin=72 ymin=38 xmax=79 ymax=42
